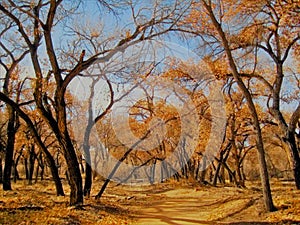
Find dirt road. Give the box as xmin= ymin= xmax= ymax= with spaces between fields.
xmin=132 ymin=187 xmax=261 ymax=224
xmin=110 ymin=182 xmax=300 ymax=225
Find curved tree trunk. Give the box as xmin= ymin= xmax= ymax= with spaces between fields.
xmin=0 ymin=93 xmax=64 ymax=196
xmin=201 ymin=1 xmax=275 ymax=212
xmin=58 ymin=127 xmax=83 ymax=205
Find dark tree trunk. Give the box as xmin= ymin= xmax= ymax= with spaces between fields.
xmin=3 ymin=108 xmax=17 ymax=190
xmin=13 ymin=151 xmax=22 ymax=183
xmin=50 ymin=89 xmax=83 ymax=205
xmin=213 ymin=145 xmax=230 ymax=186
xmin=82 ymin=114 xmax=93 ymax=197
xmin=34 ymin=159 xmax=39 ymax=183
xmin=37 ymin=153 xmax=45 ymax=181
xmin=286 ymin=130 xmax=300 ymax=189
xmin=24 ymin=158 xmax=29 ymax=180
xmin=28 ymin=145 xmax=36 ymax=185
xmin=195 ymin=160 xmax=200 ymax=181
xmin=95 ymin=131 xmax=150 ymax=199
xmin=65 ymin=145 xmax=82 ymax=205
xmin=61 ymin=134 xmax=83 ymax=205
xmin=150 ymin=159 xmax=156 ymax=184
xmin=271 ymin=63 xmax=300 ymax=190
xmin=285 ymin=104 xmax=300 ymax=189
xmin=83 ymin=149 xmax=92 ymax=197
xmin=0 ymin=157 xmax=3 ymax=183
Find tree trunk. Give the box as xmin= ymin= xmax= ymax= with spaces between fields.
xmin=3 ymin=108 xmax=16 ymax=190
xmin=13 ymin=153 xmax=22 ymax=183
xmin=61 ymin=135 xmax=83 ymax=205
xmin=287 ymin=130 xmax=300 ymax=188
xmin=34 ymin=159 xmax=40 ymax=183
xmin=213 ymin=145 xmax=230 ymax=186
xmin=28 ymin=145 xmax=36 ymax=185
xmin=83 ymin=146 xmax=92 ymax=197
xmin=24 ymin=158 xmax=29 ymax=180
xmin=51 ymin=89 xmax=83 ymax=205
xmin=285 ymin=105 xmax=300 ymax=189
xmin=0 ymin=157 xmax=3 ymax=183
xmin=151 ymin=159 xmax=156 ymax=184
xmin=37 ymin=153 xmax=45 ymax=181
xmin=82 ymin=104 xmax=93 ymax=197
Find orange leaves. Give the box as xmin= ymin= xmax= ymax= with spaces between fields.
xmin=223 ymin=0 xmax=264 ymax=19
xmin=183 ymin=1 xmax=220 ymax=37
xmin=204 ymin=55 xmax=229 ymax=80
xmin=161 ymin=59 xmax=193 ymax=82
xmin=230 ymin=23 xmax=265 ymax=48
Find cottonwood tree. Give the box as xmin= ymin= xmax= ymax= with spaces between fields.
xmin=74 ymin=73 xmax=114 ymax=197
xmin=200 ymin=0 xmax=300 ymax=189
xmin=0 ymin=15 xmax=28 ymax=190
xmin=212 ymin=84 xmax=254 ymax=187
xmin=232 ymin=0 xmax=300 ymax=189
xmin=0 ymin=92 xmax=65 ymax=195
xmin=160 ymin=60 xmax=216 ymax=182
xmin=0 ymin=2 xmax=64 ymax=195
xmin=102 ymin=60 xmax=219 ymax=186
xmin=0 ymin=0 xmax=193 ymax=205
xmin=183 ymin=0 xmax=276 ymax=211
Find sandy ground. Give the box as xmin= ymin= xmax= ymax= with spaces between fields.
xmin=1 ymin=180 xmax=300 ymax=224
xmin=106 ymin=181 xmax=300 ymax=225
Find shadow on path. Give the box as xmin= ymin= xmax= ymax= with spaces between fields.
xmin=131 ymin=188 xmax=300 ymax=225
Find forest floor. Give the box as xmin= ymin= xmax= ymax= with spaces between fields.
xmin=0 ymin=179 xmax=300 ymax=224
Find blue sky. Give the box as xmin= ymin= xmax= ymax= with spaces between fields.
xmin=0 ymin=0 xmax=298 ymax=117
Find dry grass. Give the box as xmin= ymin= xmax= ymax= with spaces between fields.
xmin=0 ymin=179 xmax=300 ymax=224
xmin=0 ymin=180 xmax=132 ymax=225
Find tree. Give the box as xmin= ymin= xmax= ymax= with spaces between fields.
xmin=184 ymin=0 xmax=276 ymax=212
xmin=0 ymin=0 xmax=193 ymax=205
xmin=0 ymin=92 xmax=65 ymax=195
xmin=200 ymin=0 xmax=300 ymax=189
xmin=0 ymin=16 xmax=28 ymax=189
xmin=247 ymin=0 xmax=300 ymax=189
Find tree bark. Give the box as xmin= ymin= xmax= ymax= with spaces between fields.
xmin=285 ymin=104 xmax=300 ymax=189
xmin=83 ymin=146 xmax=92 ymax=197
xmin=13 ymin=151 xmax=22 ymax=183
xmin=28 ymin=145 xmax=36 ymax=185
xmin=3 ymin=107 xmax=17 ymax=190
xmin=0 ymin=157 xmax=3 ymax=183
xmin=59 ymin=128 xmax=83 ymax=205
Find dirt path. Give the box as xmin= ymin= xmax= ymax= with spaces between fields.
xmin=107 ymin=182 xmax=300 ymax=225
xmin=1 ymin=181 xmax=299 ymax=224
xmin=130 ymin=187 xmax=261 ymax=224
